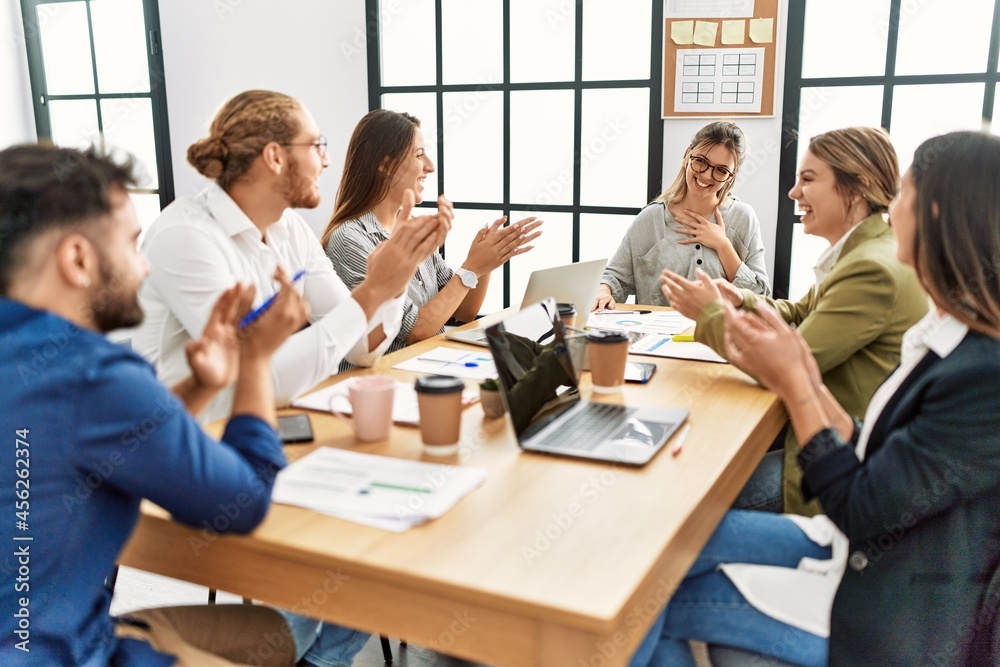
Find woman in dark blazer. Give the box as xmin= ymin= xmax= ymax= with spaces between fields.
xmin=629 ymin=131 xmax=1000 ymax=666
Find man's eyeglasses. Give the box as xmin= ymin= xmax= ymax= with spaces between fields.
xmin=688 ymin=154 xmax=734 ymax=183
xmin=281 ymin=136 xmax=328 ymax=159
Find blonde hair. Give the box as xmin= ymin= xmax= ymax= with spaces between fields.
xmin=658 ymin=120 xmax=747 ymax=205
xmin=806 ymin=127 xmax=899 ymax=217
xmin=187 ymin=90 xmax=302 ymax=189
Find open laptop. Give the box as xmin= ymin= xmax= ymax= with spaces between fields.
xmin=485 ymin=298 xmax=688 ymax=466
xmin=446 ymin=258 xmax=607 ymax=347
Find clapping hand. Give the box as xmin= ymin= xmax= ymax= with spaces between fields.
xmin=463 ymin=215 xmax=543 ymax=276
xmin=239 ymin=267 xmax=311 ymax=359
xmin=660 ymin=268 xmax=722 ymax=319
xmin=368 ymin=190 xmax=454 ymax=298
xmin=722 ymin=301 xmax=815 ymax=397
xmin=185 ymin=283 xmax=256 ymax=391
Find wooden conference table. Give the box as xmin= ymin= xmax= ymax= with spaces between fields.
xmin=119 ymin=309 xmax=787 ymax=667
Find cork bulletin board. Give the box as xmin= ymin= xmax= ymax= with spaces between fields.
xmin=662 ymin=0 xmax=780 ymax=118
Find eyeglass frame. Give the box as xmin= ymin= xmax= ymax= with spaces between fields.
xmin=687 ymin=153 xmax=735 ymax=183
xmin=280 ymin=135 xmax=328 ymax=159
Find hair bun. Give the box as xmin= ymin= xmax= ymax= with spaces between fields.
xmin=186 ymin=136 xmax=228 ymax=179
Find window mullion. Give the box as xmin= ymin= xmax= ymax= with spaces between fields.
xmin=880 ymin=0 xmax=903 ymax=131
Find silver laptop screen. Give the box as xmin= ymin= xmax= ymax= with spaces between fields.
xmin=485 ymin=298 xmax=579 ymax=438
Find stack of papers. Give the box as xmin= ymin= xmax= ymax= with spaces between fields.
xmin=629 ymin=333 xmax=727 ymax=363
xmin=392 ymin=346 xmax=497 ymax=381
xmin=272 ymin=447 xmax=488 ymax=532
xmin=292 ymin=380 xmax=477 ymax=425
xmin=587 ymin=310 xmax=695 ymax=335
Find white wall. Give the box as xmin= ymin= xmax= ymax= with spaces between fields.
xmin=158 ymin=0 xmax=370 ymax=235
xmin=661 ymin=0 xmax=788 ymax=281
xmin=0 ymin=2 xmax=37 ymax=149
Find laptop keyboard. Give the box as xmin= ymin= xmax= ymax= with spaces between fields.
xmin=542 ymin=402 xmax=639 ymax=451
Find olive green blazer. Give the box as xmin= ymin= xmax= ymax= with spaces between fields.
xmin=695 ymin=214 xmax=929 ymax=515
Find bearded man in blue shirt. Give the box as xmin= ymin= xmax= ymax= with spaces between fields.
xmin=0 ymin=144 xmax=317 ymax=666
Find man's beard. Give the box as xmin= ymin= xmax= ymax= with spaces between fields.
xmin=279 ymin=158 xmax=321 ymax=209
xmin=87 ymin=258 xmax=144 ymax=332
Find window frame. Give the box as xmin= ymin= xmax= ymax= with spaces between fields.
xmin=19 ymin=0 xmax=174 ymax=209
xmin=775 ymin=0 xmax=1000 ymax=298
xmin=366 ymin=0 xmax=665 ymax=307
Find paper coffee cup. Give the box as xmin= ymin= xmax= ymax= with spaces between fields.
xmin=414 ymin=376 xmax=464 ymax=455
xmin=557 ymin=302 xmax=578 ymax=329
xmin=586 ymin=331 xmax=630 ymax=394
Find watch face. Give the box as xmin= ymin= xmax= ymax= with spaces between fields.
xmin=461 ymin=270 xmax=478 ymax=288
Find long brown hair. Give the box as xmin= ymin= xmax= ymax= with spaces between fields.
xmin=909 ymin=131 xmax=1000 ymax=337
xmin=657 ymin=120 xmax=747 ymax=205
xmin=807 ymin=127 xmax=898 ymax=218
xmin=321 ymin=110 xmax=420 ymax=247
xmin=187 ymin=90 xmax=302 ymax=190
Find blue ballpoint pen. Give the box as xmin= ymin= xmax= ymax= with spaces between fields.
xmin=239 ymin=269 xmax=307 ymax=329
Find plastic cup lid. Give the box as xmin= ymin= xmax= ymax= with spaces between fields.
xmin=414 ymin=375 xmax=465 ymax=394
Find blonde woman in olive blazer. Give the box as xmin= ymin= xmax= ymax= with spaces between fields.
xmin=662 ymin=128 xmax=928 ymax=516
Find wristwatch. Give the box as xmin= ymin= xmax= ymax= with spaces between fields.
xmin=456 ymin=268 xmax=479 ymax=289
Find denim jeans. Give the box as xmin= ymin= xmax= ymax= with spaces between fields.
xmin=277 ymin=611 xmax=370 ymax=667
xmin=629 ymin=510 xmax=831 ymax=667
xmin=732 ymin=450 xmax=785 ymax=513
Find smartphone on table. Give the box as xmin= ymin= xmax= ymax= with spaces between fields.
xmin=276 ymin=414 xmax=314 ymax=443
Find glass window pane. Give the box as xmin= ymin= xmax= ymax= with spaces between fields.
xmin=48 ymin=99 xmax=99 ymax=150
xmin=90 ymin=0 xmax=150 ymax=93
xmin=580 ymin=214 xmax=633 ymax=264
xmin=442 ymin=91 xmax=503 ymax=203
xmin=583 ymin=0 xmax=650 ymax=81
xmin=580 ymin=88 xmax=649 ymax=208
xmin=801 ymin=0 xmax=890 ymax=78
xmin=895 ymin=0 xmax=994 ymax=76
xmin=890 ymin=83 xmax=986 ymax=171
xmin=441 ymin=0 xmax=503 ymax=84
xmin=101 ymin=98 xmax=158 ymax=188
xmin=381 ymin=0 xmax=436 ymax=86
xmin=508 ymin=210 xmax=573 ymax=306
xmin=37 ymin=2 xmax=95 ymax=95
xmin=130 ymin=192 xmax=161 ymax=243
xmin=443 ymin=208 xmax=504 ymax=314
xmin=796 ymin=86 xmax=884 ymax=162
xmin=510 ymin=0 xmax=575 ymax=83
xmin=510 ymin=90 xmax=575 ymax=206
xmin=381 ymin=93 xmax=439 ymax=199
xmin=788 ymin=223 xmax=830 ymax=302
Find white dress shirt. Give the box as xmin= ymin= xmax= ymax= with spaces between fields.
xmin=812 ymin=218 xmax=864 ymax=286
xmin=133 ymin=184 xmax=404 ymax=422
xmin=721 ymin=309 xmax=968 ymax=638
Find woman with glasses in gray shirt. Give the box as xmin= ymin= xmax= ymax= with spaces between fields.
xmin=593 ymin=121 xmax=770 ymax=310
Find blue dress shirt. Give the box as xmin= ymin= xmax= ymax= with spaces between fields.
xmin=0 ymin=299 xmax=286 ymax=666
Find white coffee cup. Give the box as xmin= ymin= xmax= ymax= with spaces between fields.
xmin=330 ymin=376 xmax=395 ymax=442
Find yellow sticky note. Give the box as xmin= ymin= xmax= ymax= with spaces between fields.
xmin=721 ymin=20 xmax=746 ymax=45
xmin=749 ymin=18 xmax=774 ymax=44
xmin=694 ymin=20 xmax=718 ymax=46
xmin=670 ymin=20 xmax=694 ymax=45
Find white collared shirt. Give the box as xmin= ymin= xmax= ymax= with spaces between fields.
xmin=133 ymin=183 xmax=404 ymax=422
xmin=812 ymin=219 xmax=864 ymax=286
xmin=721 ymin=310 xmax=969 ymax=638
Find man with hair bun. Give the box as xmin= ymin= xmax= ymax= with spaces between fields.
xmin=134 ymin=90 xmax=453 ymax=423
